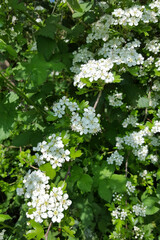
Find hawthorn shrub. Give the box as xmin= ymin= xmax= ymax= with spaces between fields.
xmin=0 ymin=0 xmax=160 ymax=239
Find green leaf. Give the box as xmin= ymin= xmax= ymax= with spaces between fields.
xmin=143 ymin=197 xmax=159 ymax=215
xmin=108 ymin=174 xmax=126 ymax=193
xmin=62 ymin=226 xmax=75 ymax=237
xmin=48 ymin=231 xmax=59 ymax=240
xmin=8 ymin=0 xmax=25 ymax=11
xmin=0 ymin=39 xmax=17 ymax=57
xmin=157 ymin=169 xmax=160 ymax=181
xmin=57 ymin=181 xmax=67 ymax=191
xmin=68 ymin=166 xmax=83 ymax=184
xmin=46 ymin=113 xmax=58 ymax=122
xmin=80 ymin=78 xmax=92 ymax=87
xmin=72 ymin=11 xmax=84 ymax=18
xmin=0 ymin=98 xmax=17 ymax=142
xmin=71 ymin=24 xmax=85 ymax=37
xmin=156 ymin=184 xmax=160 ymax=199
xmin=154 ymin=69 xmax=160 ymax=76
xmin=0 ymin=214 xmax=11 ymax=222
xmin=38 ymin=15 xmax=60 ymax=39
xmin=49 ymin=58 xmax=66 ymax=71
xmin=12 ymin=130 xmax=43 ymax=147
xmin=80 ymin=2 xmax=92 ymax=12
xmin=24 ymin=54 xmax=51 ymax=86
xmin=137 ymin=96 xmax=149 ymax=108
xmin=37 ymin=36 xmax=57 ymax=61
xmin=77 ymin=174 xmax=93 ymax=193
xmin=39 ymin=163 xmax=56 ymax=180
xmin=26 ymin=220 xmax=44 ymax=240
xmin=113 ymin=73 xmax=123 ymax=83
xmin=92 ymin=162 xmax=115 ymax=180
xmin=128 ymin=66 xmax=139 ymax=76
xmin=67 ymin=0 xmax=82 ymax=12
xmin=98 ymin=180 xmax=112 ymax=202
xmin=80 ymin=206 xmax=94 ymax=226
xmin=6 ymin=45 xmax=17 ymax=57
xmin=70 ymin=147 xmax=82 ymax=160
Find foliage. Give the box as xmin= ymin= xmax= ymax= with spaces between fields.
xmin=0 ymin=0 xmax=160 ymax=239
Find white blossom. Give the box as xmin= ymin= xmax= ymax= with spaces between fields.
xmin=106 ymin=150 xmax=124 ymax=166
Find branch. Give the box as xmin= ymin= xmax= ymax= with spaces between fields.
xmin=143 ymin=89 xmax=151 ymax=122
xmin=45 ymin=221 xmax=53 ymax=240
xmin=22 ymin=159 xmax=39 ymax=170
xmin=64 ymin=165 xmax=71 ymax=181
xmin=67 ymin=2 xmax=74 ymax=14
xmin=94 ymin=91 xmax=102 ymax=109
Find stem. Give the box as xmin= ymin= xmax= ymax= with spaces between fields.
xmin=0 ymin=71 xmax=47 ymax=116
xmin=64 ymin=165 xmax=71 ymax=181
xmin=52 ymin=0 xmax=60 ymax=14
xmin=125 ymin=152 xmax=130 ymax=229
xmin=143 ymin=89 xmax=151 ymax=122
xmin=125 ymin=157 xmax=128 ymax=178
xmin=94 ymin=91 xmax=102 ymax=109
xmin=45 ymin=221 xmax=53 ymax=240
xmin=67 ymin=2 xmax=74 ymax=14
xmin=22 ymin=159 xmax=39 ymax=170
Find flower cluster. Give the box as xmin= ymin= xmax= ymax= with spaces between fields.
xmin=52 ymin=96 xmax=79 ymax=118
xmin=133 ymin=145 xmax=148 ymax=161
xmin=18 ymin=170 xmax=50 ymax=198
xmin=155 ymin=59 xmax=160 ymax=71
xmin=112 ymin=193 xmax=124 ymax=203
xmin=149 ymin=0 xmax=160 ymax=15
xmin=17 ymin=170 xmax=71 ymax=224
xmin=122 ymin=115 xmax=138 ymax=128
xmin=152 ymin=80 xmax=160 ymax=91
xmin=33 ymin=133 xmax=70 ymax=169
xmin=151 ymin=120 xmax=160 ymax=133
xmin=26 ymin=186 xmax=71 ymax=223
xmin=0 ymin=229 xmax=6 ymax=240
xmin=112 ymin=5 xmax=157 ymax=26
xmin=98 ymin=38 xmax=144 ymax=67
xmin=71 ymin=107 xmax=101 ymax=135
xmin=139 ymin=170 xmax=148 ymax=180
xmin=108 ymin=91 xmax=123 ymax=107
xmin=86 ymin=15 xmax=112 ymax=43
xmin=106 ymin=150 xmax=124 ymax=166
xmin=111 ymin=207 xmax=127 ymax=220
xmin=134 ymin=226 xmax=145 ymax=240
xmin=149 ymin=154 xmax=158 ymax=164
xmin=132 ymin=204 xmax=147 ymax=217
xmin=73 ymin=58 xmax=114 ymax=89
xmin=52 ymin=97 xmax=101 ymax=135
xmin=70 ymin=47 xmax=94 ymax=74
xmin=115 ymin=127 xmax=153 ymax=161
xmin=126 ymin=181 xmax=136 ymax=195
xmin=145 ymin=39 xmax=160 ymax=54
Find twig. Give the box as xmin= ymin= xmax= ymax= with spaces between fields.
xmin=125 ymin=156 xmax=128 ymax=178
xmin=143 ymin=89 xmax=151 ymax=122
xmin=67 ymin=2 xmax=74 ymax=14
xmin=64 ymin=165 xmax=71 ymax=181
xmin=125 ymin=152 xmax=130 ymax=229
xmin=52 ymin=0 xmax=60 ymax=14
xmin=94 ymin=91 xmax=102 ymax=109
xmin=22 ymin=159 xmax=39 ymax=170
xmin=45 ymin=221 xmax=53 ymax=240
